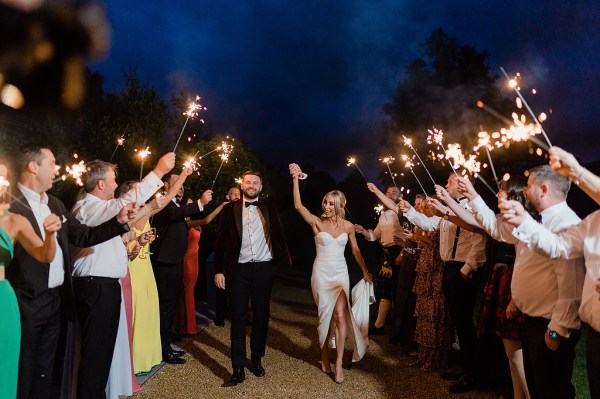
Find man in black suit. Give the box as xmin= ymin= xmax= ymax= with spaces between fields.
xmin=151 ymin=173 xmax=212 ymax=364
xmin=8 ymin=144 xmax=135 ymax=399
xmin=214 ymin=171 xmax=290 ymax=384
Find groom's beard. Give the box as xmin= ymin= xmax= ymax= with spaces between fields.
xmin=242 ymin=187 xmax=259 ymax=200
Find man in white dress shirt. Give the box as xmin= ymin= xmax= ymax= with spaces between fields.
xmin=70 ymin=153 xmax=174 ymax=399
xmin=500 ymin=148 xmax=598 ymax=399
xmin=399 ymin=173 xmax=487 ymax=393
xmin=466 ymin=164 xmax=584 ymax=399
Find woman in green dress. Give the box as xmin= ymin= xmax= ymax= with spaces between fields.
xmin=0 ymin=160 xmax=61 ymax=399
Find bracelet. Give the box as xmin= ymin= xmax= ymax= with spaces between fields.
xmin=572 ymin=167 xmax=587 ymax=186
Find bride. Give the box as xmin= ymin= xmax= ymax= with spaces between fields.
xmin=289 ymin=163 xmax=372 ymax=383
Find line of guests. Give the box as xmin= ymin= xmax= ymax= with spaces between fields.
xmin=360 ymin=146 xmax=598 ymax=399
xmin=0 ymin=143 xmax=228 ymax=399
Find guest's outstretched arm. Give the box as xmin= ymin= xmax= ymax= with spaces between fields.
xmin=187 ymin=201 xmax=227 ymax=227
xmin=549 ymin=146 xmax=600 ymax=206
xmin=366 ymin=183 xmax=399 ymax=214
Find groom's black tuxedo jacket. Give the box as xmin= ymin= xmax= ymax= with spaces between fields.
xmin=214 ymin=197 xmax=290 ymax=280
xmin=7 ymin=187 xmax=128 ymax=320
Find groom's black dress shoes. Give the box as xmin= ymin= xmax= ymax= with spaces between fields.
xmin=449 ymin=374 xmax=477 ymax=393
xmin=163 ymin=353 xmax=186 ymax=364
xmin=251 ymin=359 xmax=266 ymax=377
xmin=229 ymin=368 xmax=246 ymax=384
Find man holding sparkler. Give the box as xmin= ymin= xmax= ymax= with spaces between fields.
xmin=70 ymin=152 xmax=174 ymax=399
xmin=354 ymin=185 xmax=404 ymax=336
xmin=151 ymin=173 xmax=213 ymax=364
xmin=498 ymin=155 xmax=590 ymax=399
xmin=395 ymin=173 xmax=487 ymax=393
xmin=8 ymin=144 xmax=140 ymax=399
xmin=214 ymin=171 xmax=290 ymax=385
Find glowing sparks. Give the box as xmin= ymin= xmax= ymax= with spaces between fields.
xmin=500 ymin=67 xmax=552 ymax=148
xmin=109 ymin=132 xmax=126 ymax=163
xmin=65 ymin=161 xmax=87 ymax=186
xmin=137 ymin=147 xmax=151 ymax=159
xmin=401 ymin=154 xmax=427 ymax=195
xmin=403 ymin=135 xmax=436 ymax=186
xmin=380 ymin=156 xmax=397 ymax=187
xmin=173 ymin=95 xmax=207 ymax=152
xmin=374 ymin=204 xmax=384 ymax=215
xmin=346 ymin=156 xmax=368 ymax=183
xmin=211 ymin=141 xmax=235 ymax=190
xmin=136 ymin=147 xmax=151 ymax=180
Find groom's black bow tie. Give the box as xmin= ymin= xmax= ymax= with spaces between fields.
xmin=245 ymin=201 xmax=258 ymax=208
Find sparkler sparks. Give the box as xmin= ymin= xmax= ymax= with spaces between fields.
xmin=401 ymin=154 xmax=427 ymax=195
xmin=374 ymin=204 xmax=384 ymax=215
xmin=346 ymin=156 xmax=368 ymax=183
xmin=500 ymin=67 xmax=552 ymax=148
xmin=403 ymin=135 xmax=436 ymax=186
xmin=210 ymin=142 xmax=234 ymax=190
xmin=173 ymin=96 xmax=206 ymax=152
xmin=136 ymin=147 xmax=151 ymax=180
xmin=380 ymin=156 xmax=397 ymax=187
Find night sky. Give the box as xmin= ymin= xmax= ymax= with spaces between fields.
xmin=94 ymin=1 xmax=600 ymax=180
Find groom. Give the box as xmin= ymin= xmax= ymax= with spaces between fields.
xmin=214 ymin=170 xmax=290 ymax=384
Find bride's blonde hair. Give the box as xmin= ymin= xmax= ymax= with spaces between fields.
xmin=321 ymin=190 xmax=346 ymax=220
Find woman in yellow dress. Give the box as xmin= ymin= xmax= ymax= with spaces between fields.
xmin=118 ymin=166 xmax=193 ymax=374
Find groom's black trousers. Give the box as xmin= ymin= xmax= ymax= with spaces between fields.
xmin=229 ymin=260 xmax=274 ymax=370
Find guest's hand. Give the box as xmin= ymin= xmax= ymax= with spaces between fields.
xmin=43 ymin=214 xmax=62 ymax=234
xmin=427 ymin=197 xmax=446 ymax=216
xmin=200 ymin=190 xmax=213 ymax=206
xmin=505 ymin=299 xmax=520 ymax=319
xmin=153 ymin=152 xmax=176 ymax=178
xmin=499 ymin=199 xmax=528 ymax=227
xmin=549 ymin=146 xmax=582 ymax=179
xmin=366 ymin=182 xmax=380 ymax=194
xmin=214 ymin=273 xmax=225 ymax=289
xmin=456 ymin=176 xmax=478 ymax=201
xmin=434 ymin=185 xmax=451 ymax=202
xmin=398 ymin=199 xmax=411 ymax=213
xmin=354 ymin=224 xmax=365 ymax=234
xmin=181 ymin=165 xmax=194 ymax=176
xmin=363 ymin=271 xmax=373 ymax=283
xmin=127 ymin=241 xmax=141 ymax=261
xmin=117 ymin=202 xmax=138 ymax=224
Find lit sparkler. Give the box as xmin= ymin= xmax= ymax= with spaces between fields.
xmin=401 ymin=154 xmax=427 ymax=195
xmin=380 ymin=156 xmax=397 ymax=187
xmin=427 ymin=128 xmax=459 ymax=178
xmin=173 ymin=96 xmax=206 ymax=152
xmin=109 ymin=125 xmax=128 ymax=162
xmin=403 ymin=135 xmax=436 ymax=186
xmin=210 ymin=142 xmax=233 ymax=190
xmin=346 ymin=157 xmax=368 ymax=183
xmin=374 ymin=204 xmax=384 ymax=215
xmin=136 ymin=147 xmax=151 ymax=180
xmin=500 ymin=67 xmax=552 ymax=148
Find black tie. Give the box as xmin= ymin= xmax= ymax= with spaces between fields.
xmin=245 ymin=201 xmax=258 ymax=208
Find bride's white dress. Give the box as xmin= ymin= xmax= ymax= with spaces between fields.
xmin=311 ymin=232 xmax=368 ymax=361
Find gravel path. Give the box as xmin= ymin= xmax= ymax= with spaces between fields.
xmin=132 ymin=276 xmax=497 ymax=399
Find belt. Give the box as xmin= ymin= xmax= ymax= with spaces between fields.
xmin=73 ymin=276 xmax=119 ymax=282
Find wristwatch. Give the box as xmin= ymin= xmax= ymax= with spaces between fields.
xmin=547 ymin=329 xmax=560 ymax=341
xmin=443 ymin=210 xmax=450 ymax=220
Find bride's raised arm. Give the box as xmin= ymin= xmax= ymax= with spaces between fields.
xmin=289 ymin=163 xmax=320 ymax=234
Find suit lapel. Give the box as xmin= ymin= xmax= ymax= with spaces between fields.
xmin=234 ymin=201 xmax=243 ymax=239
xmin=258 ymin=199 xmax=270 ymax=237
xmin=11 ymin=187 xmax=43 ymax=238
